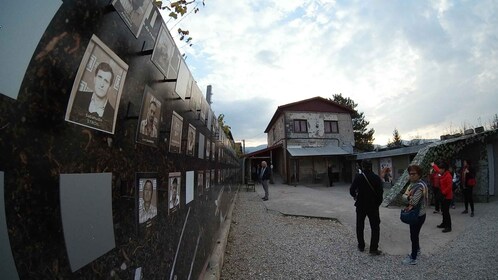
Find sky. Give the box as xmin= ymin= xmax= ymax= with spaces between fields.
xmin=163 ymin=0 xmax=498 ymax=148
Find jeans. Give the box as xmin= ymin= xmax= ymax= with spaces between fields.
xmin=409 ymin=214 xmax=426 ymax=260
xmin=355 ymin=207 xmax=381 ymax=251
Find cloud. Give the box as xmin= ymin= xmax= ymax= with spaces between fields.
xmin=164 ymin=0 xmax=498 ymax=146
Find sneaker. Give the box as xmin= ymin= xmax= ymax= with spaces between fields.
xmin=462 ymin=210 xmax=468 ymax=214
xmin=402 ymin=255 xmax=417 ymax=265
xmin=471 ymin=212 xmax=474 ymax=217
xmin=433 ymin=210 xmax=440 ymax=214
xmin=442 ymin=228 xmax=452 ymax=233
xmin=436 ymin=224 xmax=445 ymax=228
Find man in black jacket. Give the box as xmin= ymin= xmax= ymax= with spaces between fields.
xmin=260 ymin=161 xmax=271 ymax=201
xmin=350 ymin=159 xmax=384 ymax=255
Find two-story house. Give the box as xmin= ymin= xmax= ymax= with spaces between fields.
xmin=260 ymin=96 xmax=356 ymax=185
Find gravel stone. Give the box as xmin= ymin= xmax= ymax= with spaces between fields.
xmin=221 ymin=191 xmax=498 ymax=280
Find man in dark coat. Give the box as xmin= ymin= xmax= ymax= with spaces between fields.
xmin=350 ymin=159 xmax=384 ymax=255
xmin=260 ymin=161 xmax=271 ymax=201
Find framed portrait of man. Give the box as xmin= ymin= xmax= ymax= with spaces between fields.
xmin=136 ymin=86 xmax=161 ymax=146
xmin=168 ymin=172 xmax=181 ymax=213
xmin=186 ymin=124 xmax=196 ymax=156
xmin=151 ymin=23 xmax=180 ymax=79
xmin=112 ymin=0 xmax=152 ymax=38
xmin=136 ymin=174 xmax=158 ymax=227
xmin=169 ymin=111 xmax=183 ymax=153
xmin=65 ymin=35 xmax=128 ymax=134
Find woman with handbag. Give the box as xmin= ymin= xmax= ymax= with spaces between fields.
xmin=461 ymin=159 xmax=476 ymax=217
xmin=401 ymin=165 xmax=428 ymax=265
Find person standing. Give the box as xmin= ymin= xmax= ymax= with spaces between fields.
xmin=401 ymin=165 xmax=428 ymax=265
xmin=349 ymin=159 xmax=384 ymax=255
xmin=260 ymin=161 xmax=271 ymax=201
xmin=327 ymin=164 xmax=334 ymax=187
xmin=461 ymin=159 xmax=476 ymax=217
xmin=432 ymin=162 xmax=453 ymax=233
xmin=429 ymin=168 xmax=442 ymax=214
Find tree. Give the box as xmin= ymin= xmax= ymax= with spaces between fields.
xmin=387 ymin=128 xmax=403 ymax=148
xmin=330 ymin=94 xmax=375 ymax=152
xmin=154 ymin=0 xmax=206 ymax=46
xmin=217 ymin=114 xmax=233 ymax=141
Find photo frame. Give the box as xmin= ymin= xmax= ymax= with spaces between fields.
xmin=136 ymin=86 xmax=161 ymax=147
xmin=135 ymin=173 xmax=158 ymax=229
xmin=186 ymin=124 xmax=196 ymax=156
xmin=169 ymin=111 xmax=183 ymax=153
xmin=168 ymin=172 xmax=181 ymax=214
xmin=112 ymin=0 xmax=152 ymax=38
xmin=197 ymin=170 xmax=204 ymax=197
xmin=151 ymin=23 xmax=180 ymax=79
xmin=65 ymin=34 xmax=128 ymax=134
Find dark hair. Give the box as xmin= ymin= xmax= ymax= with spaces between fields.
xmin=361 ymin=159 xmax=372 ymax=170
xmin=95 ymin=62 xmax=114 ymax=86
xmin=407 ymin=165 xmax=422 ymax=176
xmin=439 ymin=161 xmax=449 ymax=170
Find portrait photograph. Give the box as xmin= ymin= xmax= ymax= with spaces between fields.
xmin=136 ymin=86 xmax=161 ymax=146
xmin=65 ymin=35 xmax=128 ymax=134
xmin=112 ymin=0 xmax=152 ymax=38
xmin=187 ymin=124 xmax=196 ymax=157
xmin=151 ymin=23 xmax=180 ymax=79
xmin=137 ymin=175 xmax=158 ymax=225
xmin=169 ymin=111 xmax=183 ymax=153
xmin=189 ymin=82 xmax=202 ymax=113
xmin=197 ymin=171 xmax=204 ymax=197
xmin=168 ymin=172 xmax=181 ymax=213
xmin=205 ymin=171 xmax=210 ymax=190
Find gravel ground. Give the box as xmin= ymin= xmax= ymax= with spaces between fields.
xmin=221 ymin=190 xmax=498 ymax=280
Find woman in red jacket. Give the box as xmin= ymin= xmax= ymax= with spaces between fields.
xmin=431 ymin=161 xmax=453 ymax=233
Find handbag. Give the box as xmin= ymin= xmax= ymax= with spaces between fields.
xmin=467 ymin=178 xmax=476 ymax=187
xmin=400 ymin=206 xmax=420 ymax=225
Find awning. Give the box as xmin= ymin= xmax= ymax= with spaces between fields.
xmin=287 ymin=146 xmax=350 ymax=157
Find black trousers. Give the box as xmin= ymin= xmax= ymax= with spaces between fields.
xmin=463 ymin=188 xmax=474 ymax=213
xmin=432 ymin=187 xmax=442 ymax=211
xmin=409 ymin=214 xmax=426 ymax=260
xmin=355 ymin=207 xmax=380 ymax=251
xmin=441 ymin=199 xmax=452 ymax=229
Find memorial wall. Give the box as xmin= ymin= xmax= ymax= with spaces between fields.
xmin=0 ymin=0 xmax=240 ymax=278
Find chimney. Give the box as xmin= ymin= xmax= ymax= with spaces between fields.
xmin=206 ymin=85 xmax=213 ymax=105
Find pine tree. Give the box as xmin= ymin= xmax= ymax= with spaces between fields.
xmin=387 ymin=128 xmax=403 ymax=148
xmin=331 ymin=94 xmax=375 ymax=152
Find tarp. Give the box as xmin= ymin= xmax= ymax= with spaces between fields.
xmin=287 ymin=146 xmax=350 ymax=157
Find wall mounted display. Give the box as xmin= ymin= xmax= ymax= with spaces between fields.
xmin=198 ymin=133 xmax=205 ymax=159
xmin=197 ymin=171 xmax=204 ymax=197
xmin=199 ymin=98 xmax=208 ymax=124
xmin=136 ymin=86 xmax=161 ymax=146
xmin=136 ymin=174 xmax=158 ymax=226
xmin=168 ymin=172 xmax=181 ymax=213
xmin=151 ymin=23 xmax=180 ymax=79
xmin=0 ymin=0 xmax=61 ymax=100
xmin=189 ymin=82 xmax=202 ymax=113
xmin=65 ymin=35 xmax=128 ymax=134
xmin=379 ymin=157 xmax=393 ymax=183
xmin=206 ymin=140 xmax=211 ymax=160
xmin=0 ymin=171 xmax=19 ymax=279
xmin=186 ymin=124 xmax=196 ymax=157
xmin=185 ymin=171 xmax=194 ymax=204
xmin=205 ymin=171 xmax=211 ymax=190
xmin=112 ymin=0 xmax=152 ymax=38
xmin=60 ymin=173 xmax=116 ymax=272
xmin=211 ymin=141 xmax=215 ymax=161
xmin=169 ymin=111 xmax=183 ymax=153
xmin=174 ymin=59 xmax=192 ymax=100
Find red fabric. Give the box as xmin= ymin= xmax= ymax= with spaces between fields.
xmin=432 ymin=164 xmax=453 ymax=199
xmin=430 ymin=172 xmax=440 ymax=188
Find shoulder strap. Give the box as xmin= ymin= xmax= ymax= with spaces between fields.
xmin=362 ymin=173 xmax=377 ymax=195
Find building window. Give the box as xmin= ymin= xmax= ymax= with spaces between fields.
xmin=324 ymin=120 xmax=339 ymax=133
xmin=294 ymin=119 xmax=308 ymax=133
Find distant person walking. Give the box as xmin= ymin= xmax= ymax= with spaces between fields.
xmin=461 ymin=159 xmax=476 ymax=217
xmin=327 ymin=164 xmax=334 ymax=187
xmin=349 ymin=159 xmax=384 ymax=255
xmin=401 ymin=164 xmax=428 ymax=265
xmin=432 ymin=162 xmax=453 ymax=233
xmin=260 ymin=161 xmax=271 ymax=201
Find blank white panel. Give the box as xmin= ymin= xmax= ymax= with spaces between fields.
xmin=60 ymin=173 xmax=115 ymax=272
xmin=186 ymin=171 xmax=194 ymax=204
